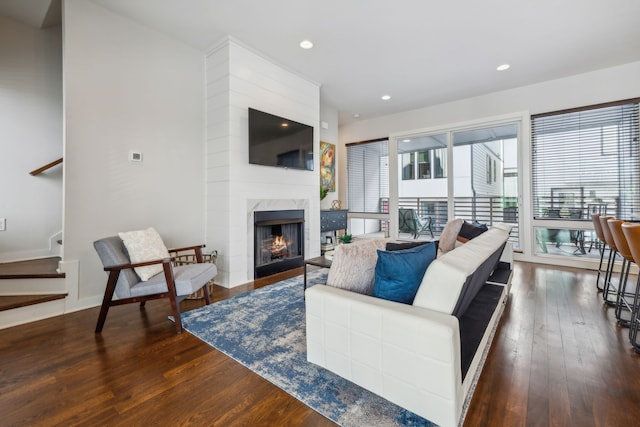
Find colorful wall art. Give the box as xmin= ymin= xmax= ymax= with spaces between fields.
xmin=320 ymin=141 xmax=335 ymax=192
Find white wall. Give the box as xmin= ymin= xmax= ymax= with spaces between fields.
xmin=0 ymin=15 xmax=62 ymax=262
xmin=206 ymin=39 xmax=320 ymax=287
xmin=62 ymin=0 xmax=206 ymax=308
xmin=320 ymin=103 xmax=340 ymax=210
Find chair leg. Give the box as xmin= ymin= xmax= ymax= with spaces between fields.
xmin=168 ymin=295 xmax=183 ymax=333
xmin=95 ymin=270 xmax=120 ymax=333
xmin=202 ymin=282 xmax=211 ymax=305
xmin=163 ymin=262 xmax=183 ymax=333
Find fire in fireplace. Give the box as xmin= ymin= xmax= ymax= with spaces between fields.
xmin=254 ymin=209 xmax=304 ymax=278
xmin=270 ymin=235 xmax=289 ymax=259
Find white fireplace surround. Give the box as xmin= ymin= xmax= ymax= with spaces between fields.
xmin=246 ymin=199 xmax=310 ymax=280
xmin=205 ymin=39 xmax=320 ymax=288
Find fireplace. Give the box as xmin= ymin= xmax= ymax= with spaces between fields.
xmin=254 ymin=209 xmax=305 ymax=278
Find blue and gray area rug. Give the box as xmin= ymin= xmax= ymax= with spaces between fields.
xmin=180 ymin=269 xmax=436 ymax=427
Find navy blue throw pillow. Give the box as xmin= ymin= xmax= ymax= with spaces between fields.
xmin=458 ymin=221 xmax=488 ymax=240
xmin=386 ymin=240 xmax=439 ymax=253
xmin=373 ymin=242 xmax=437 ymax=304
xmin=386 ymin=241 xmax=427 ymax=251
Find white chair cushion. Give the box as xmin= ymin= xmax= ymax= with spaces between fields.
xmin=118 ymin=227 xmax=170 ymax=281
xmin=130 ymin=263 xmax=218 ymax=297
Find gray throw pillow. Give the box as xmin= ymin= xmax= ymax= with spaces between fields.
xmin=326 ymin=238 xmax=389 ymax=295
xmin=439 ymin=219 xmax=464 ymax=253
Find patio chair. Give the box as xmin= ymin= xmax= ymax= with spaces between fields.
xmin=399 ymin=208 xmax=434 ymax=238
xmin=93 ymin=228 xmax=217 ymax=334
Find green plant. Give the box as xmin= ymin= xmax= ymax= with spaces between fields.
xmin=320 ymin=186 xmax=328 ymax=200
xmin=339 ymin=234 xmax=352 ymax=243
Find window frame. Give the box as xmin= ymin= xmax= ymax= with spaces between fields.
xmin=531 ymin=97 xmax=640 ymax=222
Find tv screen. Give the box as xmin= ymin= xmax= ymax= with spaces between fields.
xmin=248 ymin=108 xmax=314 ymax=171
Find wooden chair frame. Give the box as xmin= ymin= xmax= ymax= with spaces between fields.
xmin=95 ymin=244 xmax=212 ymax=334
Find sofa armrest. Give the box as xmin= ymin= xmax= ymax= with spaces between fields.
xmin=305 ymin=285 xmax=463 ymax=427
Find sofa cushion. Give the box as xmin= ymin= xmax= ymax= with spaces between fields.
xmin=326 ymin=238 xmax=389 ymax=295
xmin=372 ymin=242 xmax=437 ymax=304
xmin=457 ymin=221 xmax=488 ymax=243
xmin=459 ymin=283 xmax=504 ymax=379
xmin=386 ymin=240 xmax=432 ymax=251
xmin=439 ymin=219 xmax=464 ymax=253
xmin=413 ymin=226 xmax=510 ymax=314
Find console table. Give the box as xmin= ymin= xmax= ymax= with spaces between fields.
xmin=320 ymin=209 xmax=348 ymax=253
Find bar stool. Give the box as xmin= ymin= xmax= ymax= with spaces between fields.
xmin=591 ymin=213 xmax=608 ymax=292
xmin=621 ymin=223 xmax=640 ymax=352
xmin=598 ymin=216 xmax=617 ymax=305
xmin=607 ymin=219 xmax=634 ymax=326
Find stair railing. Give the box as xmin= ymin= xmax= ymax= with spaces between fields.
xmin=29 ymin=158 xmax=63 ymax=176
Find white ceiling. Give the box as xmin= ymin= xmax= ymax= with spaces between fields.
xmin=2 ymin=0 xmax=640 ymax=126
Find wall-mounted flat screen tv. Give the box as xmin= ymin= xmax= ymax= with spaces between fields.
xmin=248 ymin=108 xmax=314 ymax=171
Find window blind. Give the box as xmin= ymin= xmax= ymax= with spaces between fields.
xmin=347 ymin=139 xmax=389 ymax=213
xmin=531 ymin=99 xmax=640 ymax=220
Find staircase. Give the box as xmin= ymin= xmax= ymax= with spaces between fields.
xmin=0 ymin=257 xmax=67 ymax=313
xmin=0 ymin=158 xmax=68 ymax=327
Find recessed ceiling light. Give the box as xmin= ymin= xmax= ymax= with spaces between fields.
xmin=402 ymin=139 xmax=411 ymax=143
xmin=299 ymin=39 xmax=313 ymax=49
xmin=381 ymin=95 xmax=391 ymax=101
xmin=496 ymin=64 xmax=510 ymax=71
xmin=353 ymin=113 xmax=360 ymax=118
xmin=281 ymin=122 xmax=289 ymax=127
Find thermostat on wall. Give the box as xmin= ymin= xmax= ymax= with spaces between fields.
xmin=129 ymin=151 xmax=143 ymax=162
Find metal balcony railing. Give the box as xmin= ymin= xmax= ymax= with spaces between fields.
xmin=380 ymin=196 xmax=520 ymax=245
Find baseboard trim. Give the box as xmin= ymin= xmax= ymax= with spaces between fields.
xmin=0 ymin=298 xmax=66 ymax=330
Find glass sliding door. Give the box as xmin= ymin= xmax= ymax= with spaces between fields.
xmin=397 ymin=133 xmax=449 ymax=239
xmin=392 ymin=121 xmax=520 ymax=248
xmin=452 ymin=123 xmax=520 ymax=248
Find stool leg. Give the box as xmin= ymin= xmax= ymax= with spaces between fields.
xmin=603 ymin=250 xmax=617 ymax=306
xmin=629 ymin=275 xmax=640 ymax=352
xmin=596 ymin=242 xmax=607 ymax=292
xmin=615 ymin=259 xmax=631 ymax=326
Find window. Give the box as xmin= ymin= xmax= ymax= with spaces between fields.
xmin=399 ymin=148 xmax=446 ymax=181
xmin=401 ymin=152 xmax=415 ymax=180
xmin=345 ymin=117 xmax=521 ymax=246
xmin=417 ymin=151 xmax=431 ymax=179
xmin=347 ymin=139 xmax=389 ymax=213
xmin=434 ymin=148 xmax=446 ymax=178
xmin=452 ymin=123 xmax=519 ymax=248
xmin=493 ymin=159 xmax=497 ymax=183
xmin=532 ymin=99 xmax=640 ymax=220
xmin=486 ymin=154 xmax=491 ymax=184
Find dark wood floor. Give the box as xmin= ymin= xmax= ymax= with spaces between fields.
xmin=1 ymin=262 xmax=639 ymax=426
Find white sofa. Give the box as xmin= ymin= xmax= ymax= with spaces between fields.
xmin=305 ymin=224 xmax=512 ymax=427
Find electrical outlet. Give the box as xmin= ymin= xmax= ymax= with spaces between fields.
xmin=0 ymin=218 xmax=5 ymax=231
